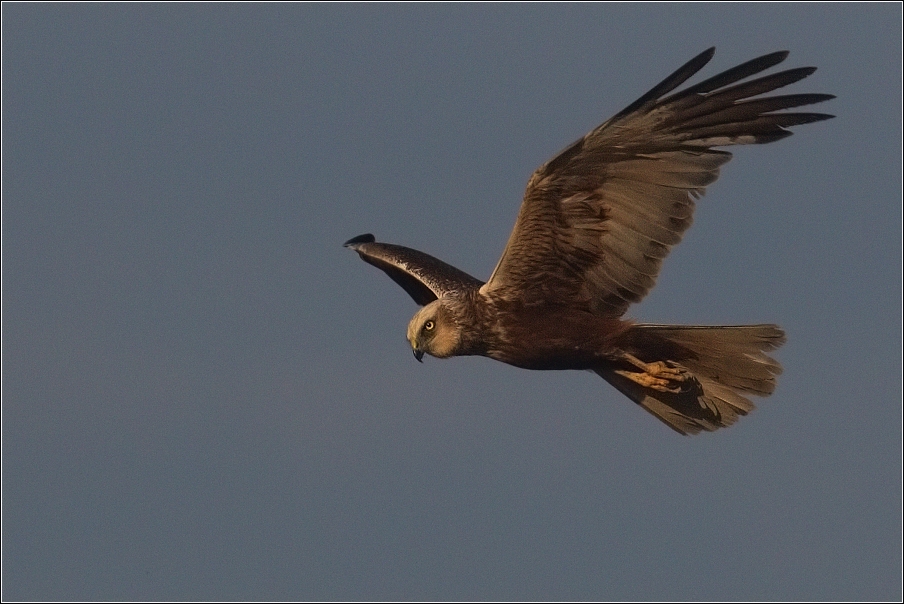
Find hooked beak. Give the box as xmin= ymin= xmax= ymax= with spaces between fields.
xmin=409 ymin=338 xmax=424 ymax=362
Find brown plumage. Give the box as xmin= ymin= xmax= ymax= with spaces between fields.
xmin=345 ymin=48 xmax=833 ymax=435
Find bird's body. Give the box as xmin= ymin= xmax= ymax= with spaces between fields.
xmin=484 ymin=302 xmax=630 ymax=371
xmin=414 ymin=294 xmax=631 ymax=371
xmin=345 ymin=48 xmax=833 ymax=435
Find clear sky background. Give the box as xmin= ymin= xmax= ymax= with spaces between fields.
xmin=3 ymin=4 xmax=901 ymax=601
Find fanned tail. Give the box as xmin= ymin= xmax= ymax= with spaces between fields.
xmin=596 ymin=324 xmax=785 ymax=435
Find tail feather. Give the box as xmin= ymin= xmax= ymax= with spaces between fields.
xmin=597 ymin=324 xmax=785 ymax=435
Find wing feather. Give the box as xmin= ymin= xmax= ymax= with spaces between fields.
xmin=481 ymin=49 xmax=833 ymax=316
xmin=344 ymin=234 xmax=483 ymax=305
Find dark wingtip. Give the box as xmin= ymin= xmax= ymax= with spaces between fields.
xmin=344 ymin=233 xmax=376 ymax=247
xmin=611 ymin=47 xmax=717 ymax=121
xmin=801 ymin=93 xmax=836 ymax=104
xmin=768 ymin=50 xmax=791 ymax=63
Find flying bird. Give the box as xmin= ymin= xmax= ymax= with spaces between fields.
xmin=345 ymin=48 xmax=833 ymax=435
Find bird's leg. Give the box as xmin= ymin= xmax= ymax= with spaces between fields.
xmin=614 ymin=353 xmax=690 ymax=393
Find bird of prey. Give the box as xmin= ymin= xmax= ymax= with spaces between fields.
xmin=345 ymin=48 xmax=833 ymax=435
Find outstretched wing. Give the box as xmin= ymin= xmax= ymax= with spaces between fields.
xmin=344 ymin=234 xmax=484 ymax=305
xmin=481 ymin=48 xmax=834 ymax=316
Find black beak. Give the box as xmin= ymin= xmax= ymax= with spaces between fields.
xmin=412 ymin=347 xmax=424 ymax=363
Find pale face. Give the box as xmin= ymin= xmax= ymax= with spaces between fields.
xmin=406 ymin=300 xmax=461 ymax=360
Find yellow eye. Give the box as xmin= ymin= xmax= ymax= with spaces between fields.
xmin=424 ymin=320 xmax=435 ymax=331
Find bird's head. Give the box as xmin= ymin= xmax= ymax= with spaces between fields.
xmin=407 ymin=299 xmax=463 ymax=362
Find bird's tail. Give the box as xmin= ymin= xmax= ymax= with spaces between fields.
xmin=595 ymin=324 xmax=785 ymax=435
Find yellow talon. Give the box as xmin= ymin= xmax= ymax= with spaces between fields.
xmin=616 ymin=354 xmax=690 ymax=393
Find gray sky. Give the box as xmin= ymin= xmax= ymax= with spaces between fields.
xmin=3 ymin=3 xmax=901 ymax=601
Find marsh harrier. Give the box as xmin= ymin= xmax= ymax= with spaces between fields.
xmin=345 ymin=48 xmax=833 ymax=434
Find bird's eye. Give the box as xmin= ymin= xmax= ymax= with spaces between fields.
xmin=424 ymin=320 xmax=435 ymax=331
